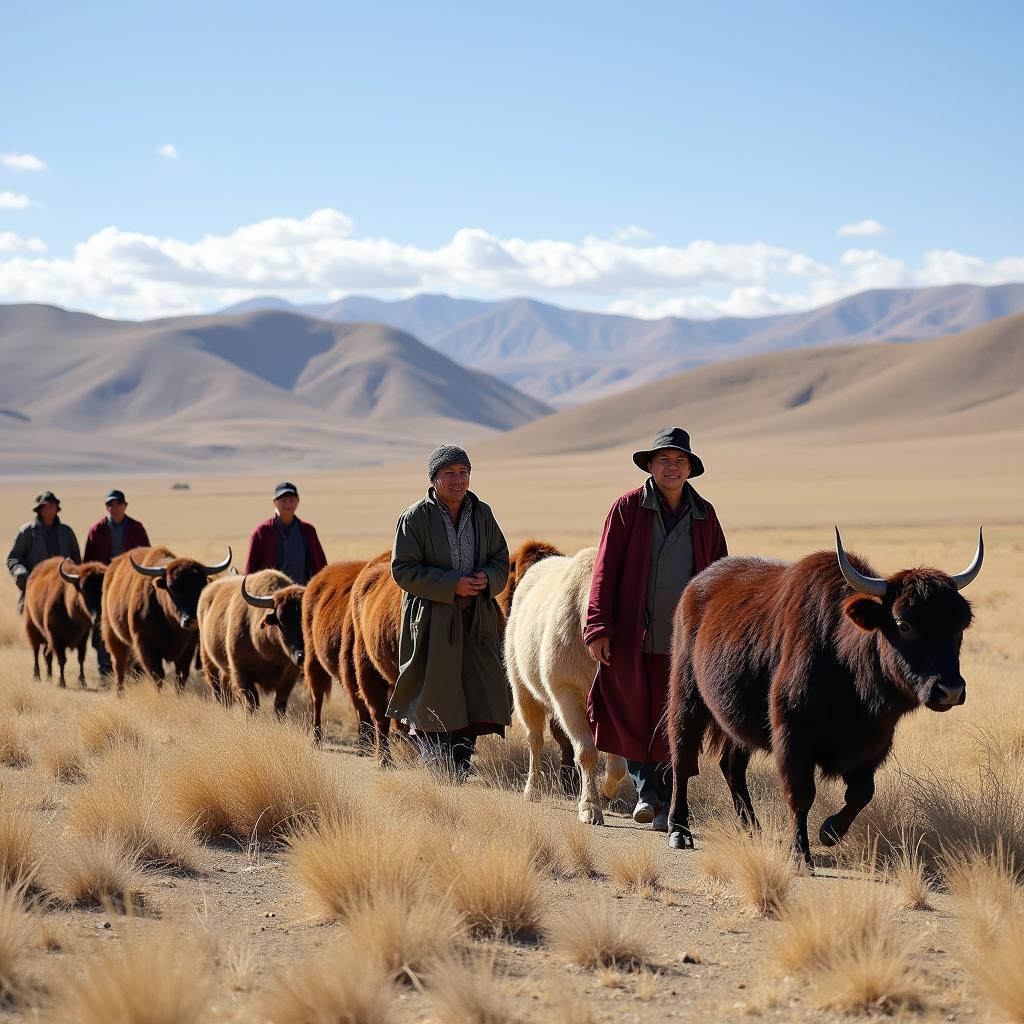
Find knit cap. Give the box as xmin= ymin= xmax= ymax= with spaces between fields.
xmin=427 ymin=445 xmax=472 ymax=480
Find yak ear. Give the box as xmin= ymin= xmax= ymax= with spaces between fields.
xmin=154 ymin=577 xmax=168 ymax=591
xmin=260 ymin=612 xmax=279 ymax=629
xmin=844 ymin=595 xmax=885 ymax=632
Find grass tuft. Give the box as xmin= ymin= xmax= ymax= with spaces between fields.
xmin=43 ymin=834 xmax=146 ymax=912
xmin=550 ymin=901 xmax=652 ymax=969
xmin=696 ymin=819 xmax=794 ymax=917
xmin=608 ymin=840 xmax=662 ymax=897
xmin=0 ymin=884 xmax=32 ymax=1004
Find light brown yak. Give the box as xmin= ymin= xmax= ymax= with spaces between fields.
xmin=197 ymin=570 xmax=305 ymax=715
xmin=301 ymin=558 xmax=376 ymax=745
xmin=102 ymin=545 xmax=232 ymax=691
xmin=23 ymin=556 xmax=106 ymax=688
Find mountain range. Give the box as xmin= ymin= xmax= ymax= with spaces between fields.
xmin=221 ymin=282 xmax=1024 ymax=404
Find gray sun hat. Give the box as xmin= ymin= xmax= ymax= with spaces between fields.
xmin=33 ymin=490 xmax=61 ymax=512
xmin=632 ymin=427 xmax=705 ymax=477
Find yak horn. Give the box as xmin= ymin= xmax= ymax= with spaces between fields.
xmin=241 ymin=576 xmax=275 ymax=609
xmin=950 ymin=527 xmax=984 ymax=591
xmin=203 ymin=547 xmax=233 ymax=576
xmin=130 ymin=555 xmax=167 ymax=578
xmin=835 ymin=527 xmax=888 ymax=598
xmin=59 ymin=558 xmax=80 ymax=583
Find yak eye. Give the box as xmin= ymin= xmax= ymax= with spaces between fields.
xmin=896 ymin=620 xmax=912 ymax=634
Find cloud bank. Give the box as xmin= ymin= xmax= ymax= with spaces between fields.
xmin=1 ymin=153 xmax=46 ymax=172
xmin=0 ymin=207 xmax=1021 ymax=320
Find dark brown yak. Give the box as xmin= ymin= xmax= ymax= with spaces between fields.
xmin=667 ymin=528 xmax=984 ymax=866
xmin=196 ymin=571 xmax=306 ymax=714
xmin=301 ymin=558 xmax=375 ymax=744
xmin=23 ymin=556 xmax=106 ymax=687
xmin=102 ymin=545 xmax=232 ymax=691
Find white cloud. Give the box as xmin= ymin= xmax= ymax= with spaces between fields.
xmin=612 ymin=224 xmax=652 ymax=242
xmin=0 ymin=192 xmax=31 ymax=209
xmin=0 ymin=208 xmax=1021 ymax=321
xmin=838 ymin=219 xmax=890 ymax=237
xmin=0 ymin=232 xmax=46 ymax=254
xmin=157 ymin=144 xmax=179 ymax=159
xmin=1 ymin=153 xmax=45 ymax=172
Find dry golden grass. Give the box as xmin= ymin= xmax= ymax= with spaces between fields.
xmin=887 ymin=839 xmax=932 ymax=911
xmin=554 ymin=819 xmax=598 ymax=878
xmin=0 ymin=806 xmax=42 ymax=893
xmin=969 ymin=912 xmax=1024 ymax=1023
xmin=428 ymin=953 xmax=523 ymax=1024
xmin=449 ymin=838 xmax=544 ymax=941
xmin=55 ymin=925 xmax=214 ymax=1024
xmin=66 ymin=742 xmax=203 ymax=872
xmin=259 ymin=948 xmax=396 ymax=1024
xmin=0 ymin=718 xmax=30 ymax=769
xmin=549 ymin=901 xmax=652 ymax=969
xmin=78 ymin=701 xmax=150 ymax=754
xmin=163 ymin=711 xmax=347 ymax=841
xmin=43 ymin=833 xmax=146 ymax=911
xmin=0 ymin=884 xmax=31 ymax=1004
xmin=774 ymin=878 xmax=923 ymax=1012
xmin=608 ymin=840 xmax=662 ymax=896
xmin=696 ymin=819 xmax=795 ymax=917
xmin=286 ymin=815 xmax=426 ymax=919
xmin=344 ymin=891 xmax=466 ymax=983
xmin=461 ymin=787 xmax=561 ymax=874
xmin=36 ymin=725 xmax=87 ymax=784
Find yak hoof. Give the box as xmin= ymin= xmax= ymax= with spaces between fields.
xmin=668 ymin=829 xmax=695 ymax=851
xmin=819 ymin=816 xmax=844 ymax=848
xmin=58 ymin=679 xmax=66 ymax=689
xmin=578 ymin=803 xmax=604 ymax=826
xmin=524 ymin=784 xmax=543 ymax=804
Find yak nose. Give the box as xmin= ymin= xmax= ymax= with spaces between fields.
xmin=935 ymin=680 xmax=965 ymax=706
xmin=294 ymin=651 xmax=305 ymax=667
xmin=180 ymin=614 xmax=195 ymax=629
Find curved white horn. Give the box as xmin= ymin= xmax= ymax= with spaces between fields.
xmin=59 ymin=558 xmax=80 ymax=583
xmin=950 ymin=527 xmax=984 ymax=591
xmin=835 ymin=527 xmax=888 ymax=598
xmin=241 ymin=576 xmax=276 ymax=609
xmin=202 ymin=547 xmax=233 ymax=576
xmin=130 ymin=555 xmax=167 ymax=579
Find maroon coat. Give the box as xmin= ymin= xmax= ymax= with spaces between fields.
xmin=244 ymin=517 xmax=327 ymax=584
xmin=83 ymin=516 xmax=150 ymax=565
xmin=584 ymin=482 xmax=728 ymax=762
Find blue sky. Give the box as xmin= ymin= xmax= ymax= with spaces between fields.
xmin=2 ymin=1 xmax=1022 ymax=320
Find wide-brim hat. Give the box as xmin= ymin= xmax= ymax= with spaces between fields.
xmin=33 ymin=490 xmax=61 ymax=512
xmin=632 ymin=427 xmax=705 ymax=477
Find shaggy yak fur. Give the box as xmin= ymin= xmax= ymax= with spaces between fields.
xmin=102 ymin=545 xmax=231 ymax=692
xmin=504 ymin=545 xmax=628 ymax=824
xmin=23 ymin=556 xmax=106 ymax=687
xmin=301 ymin=558 xmax=376 ymax=745
xmin=197 ymin=570 xmax=306 ymax=715
xmin=667 ymin=547 xmax=976 ymax=866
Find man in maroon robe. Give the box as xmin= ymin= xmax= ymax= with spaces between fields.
xmin=585 ymin=427 xmax=728 ymax=831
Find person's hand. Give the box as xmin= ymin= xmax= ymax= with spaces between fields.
xmin=14 ymin=570 xmax=27 ymax=592
xmin=587 ymin=637 xmax=611 ymax=666
xmin=455 ymin=572 xmax=488 ymax=597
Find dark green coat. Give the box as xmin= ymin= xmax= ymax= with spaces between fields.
xmin=387 ymin=489 xmax=511 ymax=733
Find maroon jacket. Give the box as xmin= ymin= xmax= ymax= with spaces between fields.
xmin=584 ymin=482 xmax=728 ymax=762
xmin=243 ymin=516 xmax=327 ymax=584
xmin=82 ymin=516 xmax=150 ymax=565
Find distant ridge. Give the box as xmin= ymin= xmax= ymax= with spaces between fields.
xmin=220 ymin=282 xmax=1024 ymax=405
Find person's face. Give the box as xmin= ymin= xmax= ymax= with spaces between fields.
xmin=106 ymin=499 xmax=127 ymax=524
xmin=37 ymin=501 xmax=58 ymax=526
xmin=274 ymin=494 xmax=300 ymax=519
xmin=649 ymin=450 xmax=690 ymax=493
xmin=433 ymin=464 xmax=470 ymax=505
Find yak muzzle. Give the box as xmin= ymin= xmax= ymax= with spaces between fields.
xmin=927 ymin=678 xmax=966 ymax=712
xmin=179 ymin=614 xmax=197 ymax=630
xmin=293 ymin=650 xmax=305 ymax=668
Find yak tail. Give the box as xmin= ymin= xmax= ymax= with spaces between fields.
xmin=703 ymin=719 xmax=729 ymax=763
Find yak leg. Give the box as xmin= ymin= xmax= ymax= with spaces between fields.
xmin=173 ymin=646 xmax=194 ymax=692
xmin=720 ymin=744 xmax=759 ymax=832
xmin=43 ymin=645 xmax=53 ymax=681
xmin=137 ymin=645 xmax=167 ymax=690
xmin=667 ymin=687 xmax=711 ymax=850
xmin=52 ymin=641 xmax=68 ymax=688
xmin=202 ymin=654 xmax=224 ymax=702
xmin=819 ymin=770 xmax=875 ymax=847
xmin=775 ymin=731 xmax=816 ymax=870
xmin=601 ymin=754 xmax=628 ymax=803
xmin=339 ymin=616 xmax=375 ymax=751
xmin=512 ymin=683 xmax=548 ymax=804
xmin=26 ymin=620 xmax=44 ymax=681
xmin=353 ymin=631 xmax=392 ymax=766
xmin=549 ymin=678 xmax=604 ymax=826
xmin=548 ymin=716 xmax=580 ymax=798
xmin=104 ymin=631 xmax=131 ymax=693
xmin=273 ymin=674 xmax=297 ymax=719
xmin=76 ymin=638 xmax=88 ymax=688
xmin=305 ymin=655 xmax=331 ymax=746
xmin=235 ymin=675 xmax=260 ymax=712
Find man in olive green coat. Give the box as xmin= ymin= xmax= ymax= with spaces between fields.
xmin=388 ymin=444 xmax=511 ymax=777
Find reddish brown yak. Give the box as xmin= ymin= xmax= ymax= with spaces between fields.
xmin=23 ymin=557 xmax=106 ymax=687
xmin=102 ymin=545 xmax=232 ymax=691
xmin=667 ymin=528 xmax=984 ymax=866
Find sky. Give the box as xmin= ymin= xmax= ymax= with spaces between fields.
xmin=1 ymin=0 xmax=1022 ymax=321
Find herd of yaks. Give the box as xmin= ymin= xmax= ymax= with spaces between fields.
xmin=21 ymin=528 xmax=984 ymax=861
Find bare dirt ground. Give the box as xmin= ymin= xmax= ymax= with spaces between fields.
xmin=0 ymin=453 xmax=1021 ymax=1023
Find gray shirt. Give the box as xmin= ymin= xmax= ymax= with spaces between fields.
xmin=275 ymin=516 xmax=308 ymax=584
xmin=436 ymin=494 xmax=476 ymax=575
xmin=642 ymin=479 xmax=695 ymax=654
xmin=108 ymin=517 xmax=127 ymax=558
